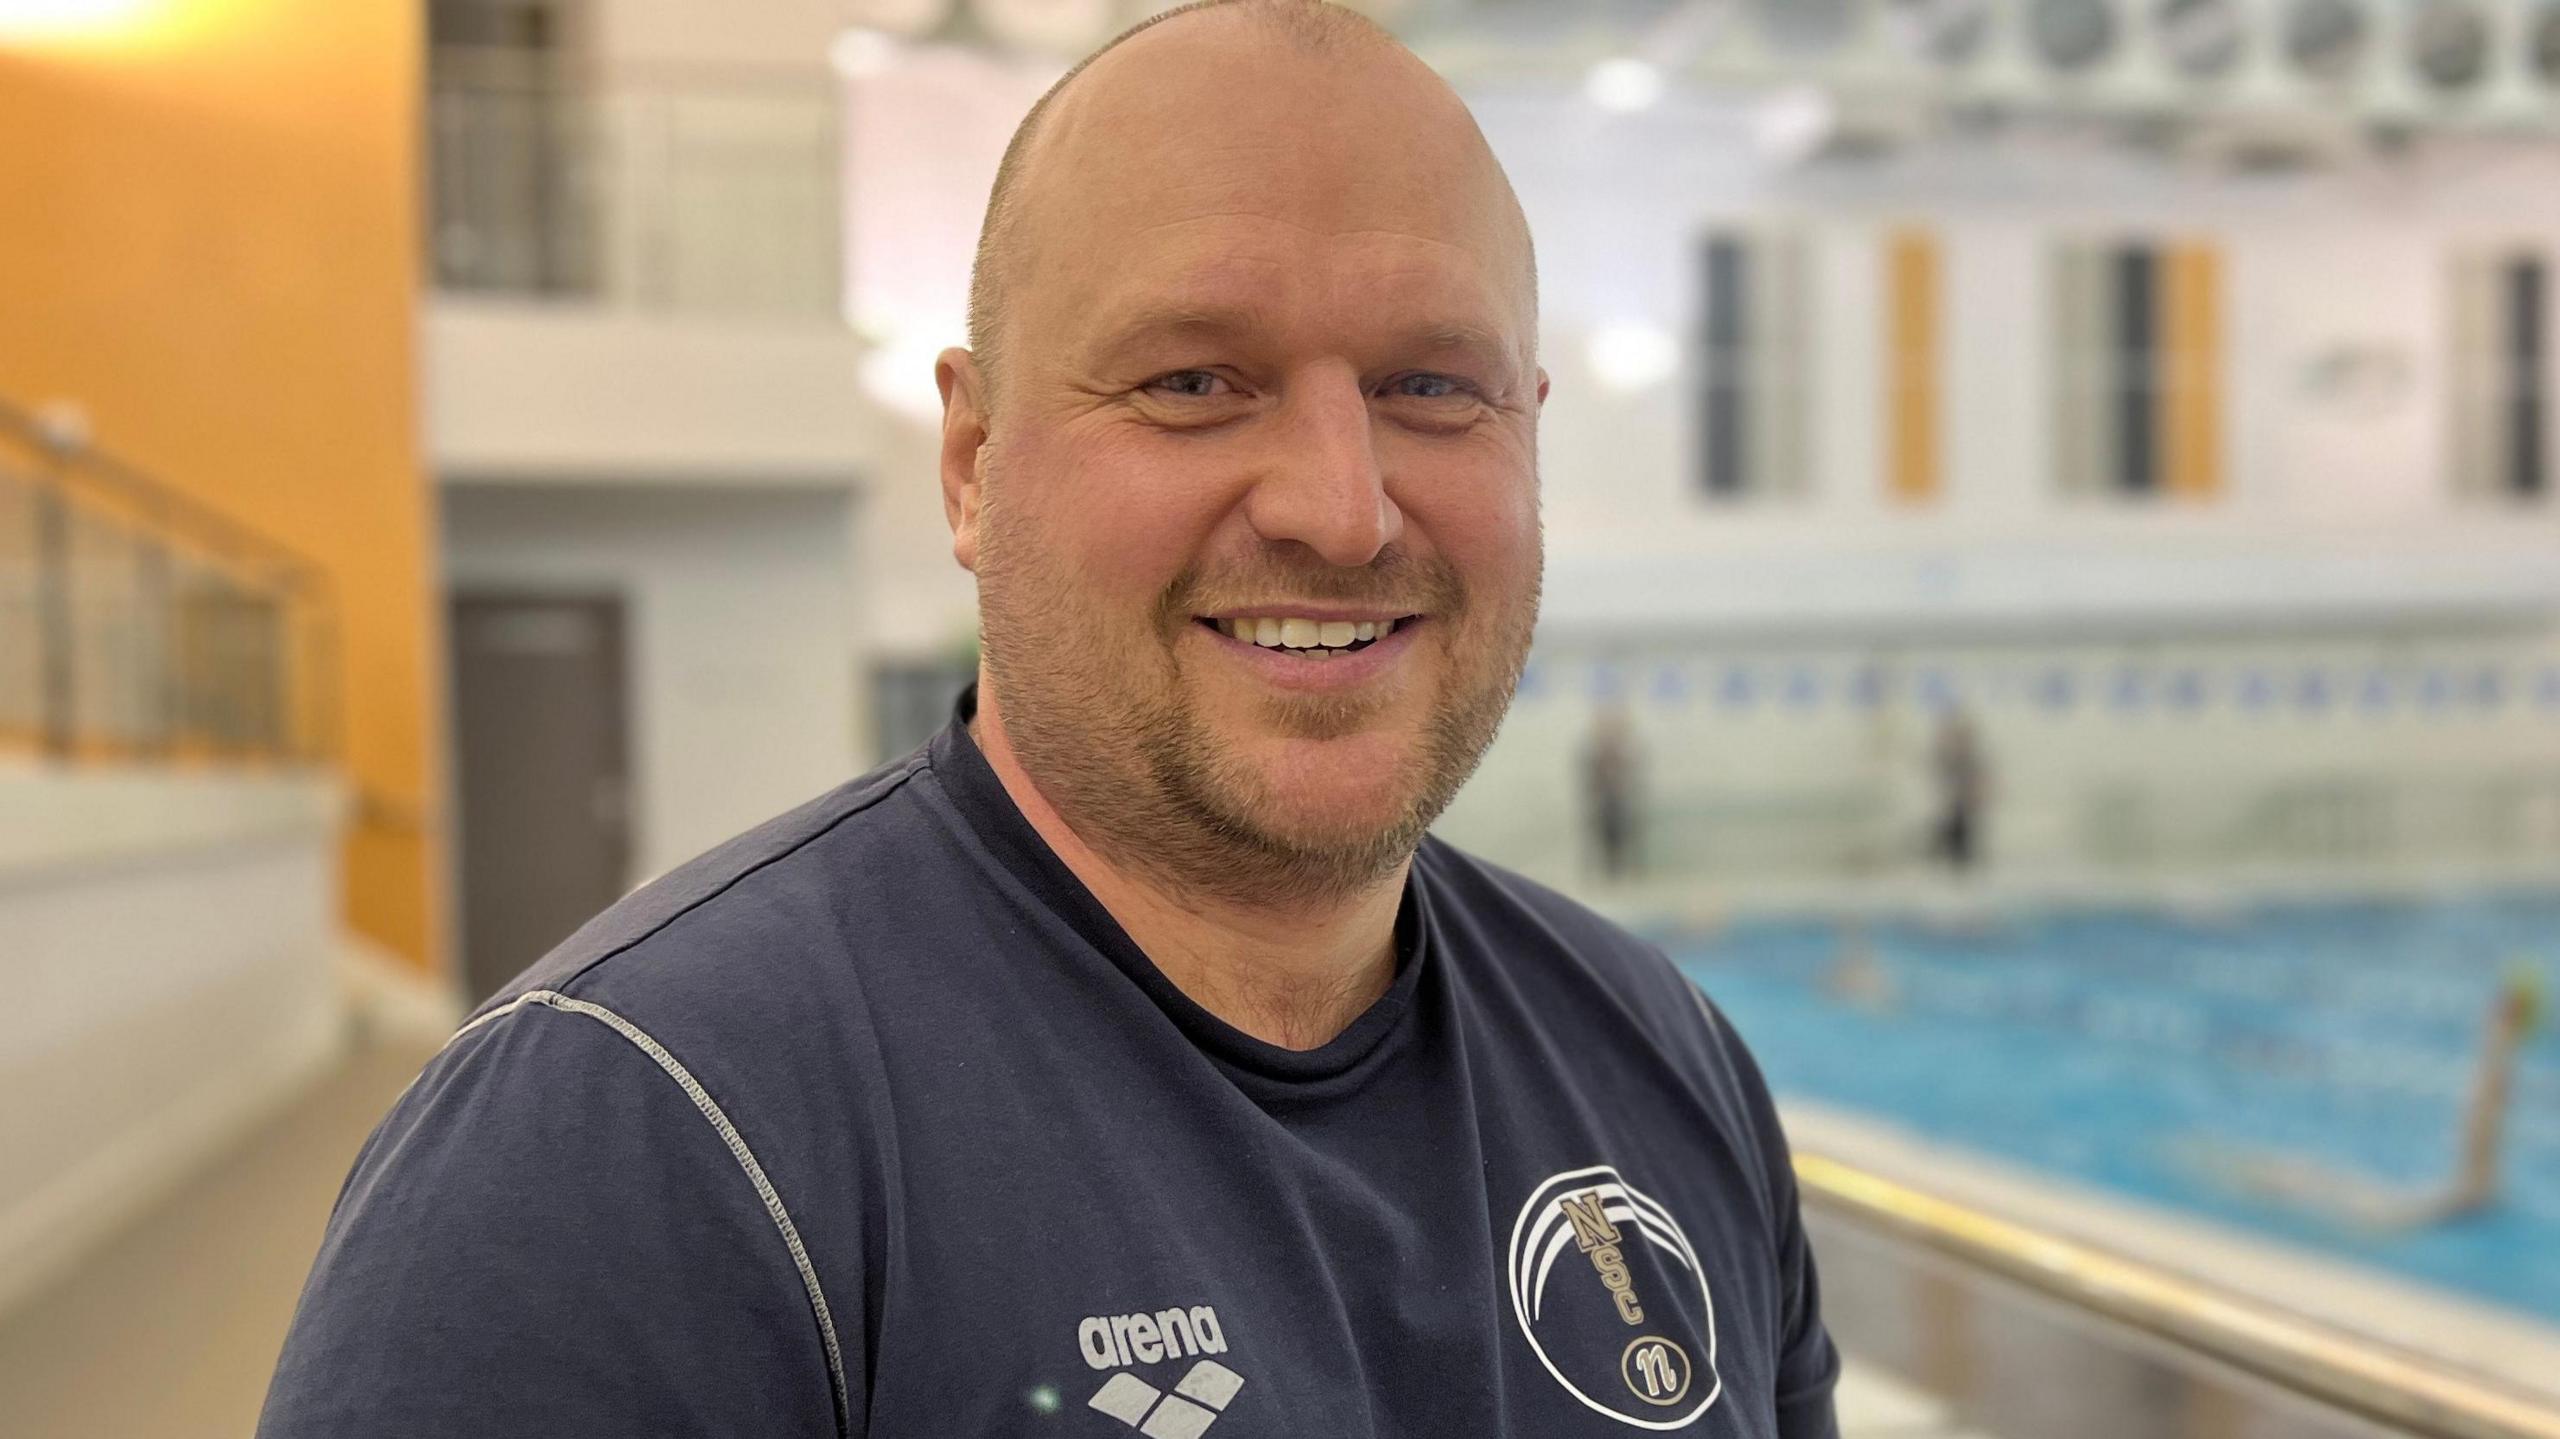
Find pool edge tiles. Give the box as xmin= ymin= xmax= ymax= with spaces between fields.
xmin=1778 ymin=1097 xmax=2560 ymax=1410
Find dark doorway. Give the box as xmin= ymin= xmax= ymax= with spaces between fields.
xmin=450 ymin=593 xmax=632 ymax=1004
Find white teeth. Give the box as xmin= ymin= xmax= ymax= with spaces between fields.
xmin=1213 ymin=615 xmax=1404 ymax=651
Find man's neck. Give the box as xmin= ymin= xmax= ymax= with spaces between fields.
xmin=969 ymin=699 xmax=1405 ymax=1052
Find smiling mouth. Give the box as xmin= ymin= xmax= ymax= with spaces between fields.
xmin=1195 ymin=615 xmax=1419 ymax=659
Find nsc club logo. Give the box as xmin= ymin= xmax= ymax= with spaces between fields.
xmin=1507 ymin=1165 xmax=1720 ymax=1429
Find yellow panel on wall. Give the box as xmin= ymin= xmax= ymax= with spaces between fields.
xmin=2164 ymin=242 xmax=2225 ymax=500
xmin=0 ymin=0 xmax=444 ymax=972
xmin=1886 ymin=227 xmax=1943 ymax=505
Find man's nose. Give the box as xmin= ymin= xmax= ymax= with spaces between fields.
xmin=1241 ymin=369 xmax=1403 ymax=569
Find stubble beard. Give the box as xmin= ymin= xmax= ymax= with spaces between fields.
xmin=975 ymin=495 xmax=1539 ymax=913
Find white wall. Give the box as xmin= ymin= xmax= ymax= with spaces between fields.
xmin=1448 ymin=98 xmax=2560 ymax=898
xmin=0 ymin=767 xmax=346 ymax=1317
xmin=1463 ymin=91 xmax=2560 ymax=633
xmin=838 ymin=43 xmax=1054 ymax=657
xmin=428 ymin=300 xmax=881 ymax=482
xmin=441 ymin=484 xmax=865 ymax=881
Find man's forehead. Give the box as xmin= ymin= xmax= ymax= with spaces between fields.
xmin=1074 ymin=237 xmax=1528 ymax=367
xmin=986 ymin=7 xmax=1537 ymax=375
xmin=1081 ymin=292 xmax=1526 ymax=375
xmin=1097 ymin=219 xmax=1509 ymax=305
xmin=1033 ymin=131 xmax=1532 ymax=332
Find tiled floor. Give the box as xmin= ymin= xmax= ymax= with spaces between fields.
xmin=0 ymin=1036 xmax=1980 ymax=1438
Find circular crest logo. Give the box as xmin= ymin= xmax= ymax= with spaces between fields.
xmin=1506 ymin=1165 xmax=1720 ymax=1429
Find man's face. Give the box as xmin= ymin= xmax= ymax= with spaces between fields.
xmin=947 ymin=30 xmax=1545 ymax=905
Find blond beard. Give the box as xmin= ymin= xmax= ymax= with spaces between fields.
xmin=972 ymin=480 xmax=1538 ymax=911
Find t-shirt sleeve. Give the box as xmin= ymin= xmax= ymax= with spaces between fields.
xmin=256 ymin=998 xmax=857 ymax=1439
xmin=1695 ymin=988 xmax=1843 ymax=1439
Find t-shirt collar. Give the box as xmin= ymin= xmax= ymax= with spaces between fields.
xmin=928 ymin=683 xmax=1429 ymax=1089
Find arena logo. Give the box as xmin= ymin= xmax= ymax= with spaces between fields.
xmin=1078 ymin=1305 xmax=1228 ymax=1371
xmin=1507 ymin=1165 xmax=1721 ymax=1429
xmin=1078 ymin=1305 xmax=1246 ymax=1438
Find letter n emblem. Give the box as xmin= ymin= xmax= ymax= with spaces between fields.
xmin=1559 ymin=1190 xmax=1621 ymax=1252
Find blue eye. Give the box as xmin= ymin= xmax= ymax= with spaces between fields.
xmin=1148 ymin=370 xmax=1227 ymax=398
xmin=1391 ymin=374 xmax=1473 ymax=400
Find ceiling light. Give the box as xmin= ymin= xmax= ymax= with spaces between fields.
xmin=0 ymin=0 xmax=157 ymax=42
xmin=857 ymin=329 xmax=955 ymax=423
xmin=1586 ymin=57 xmax=1665 ymax=113
xmin=1587 ymin=323 xmax=1679 ymax=394
xmin=1750 ymin=86 xmax=1838 ymax=165
xmin=829 ymin=28 xmax=901 ymax=78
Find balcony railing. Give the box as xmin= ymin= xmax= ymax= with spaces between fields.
xmin=1801 ymin=1150 xmax=2560 ymax=1439
xmin=428 ymin=49 xmax=843 ymax=319
xmin=0 ymin=397 xmax=336 ymax=766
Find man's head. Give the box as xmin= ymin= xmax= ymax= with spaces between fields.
xmin=937 ymin=0 xmax=1547 ymax=909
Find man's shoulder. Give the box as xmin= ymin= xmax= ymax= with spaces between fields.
xmin=1416 ymin=837 xmax=1797 ymax=1200
xmin=1416 ymin=836 xmax=1664 ymax=967
xmin=417 ymin=745 xmax=957 ymax=1221
xmin=464 ymin=743 xmax=948 ymax=1030
xmin=1415 ymin=835 xmax=1706 ymax=1021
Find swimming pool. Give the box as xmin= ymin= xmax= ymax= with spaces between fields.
xmin=1670 ymin=892 xmax=2560 ymax=1324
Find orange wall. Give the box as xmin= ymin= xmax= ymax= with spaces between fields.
xmin=0 ymin=0 xmax=445 ymax=971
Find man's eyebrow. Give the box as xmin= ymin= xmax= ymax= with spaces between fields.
xmin=1403 ymin=322 xmax=1522 ymax=375
xmin=1084 ymin=305 xmax=1269 ymax=369
xmin=1085 ymin=305 xmax=1525 ymax=376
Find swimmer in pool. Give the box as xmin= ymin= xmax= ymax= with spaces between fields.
xmin=2190 ymin=966 xmax=2544 ymax=1231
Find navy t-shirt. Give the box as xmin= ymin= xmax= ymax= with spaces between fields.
xmin=260 ymin=692 xmax=1840 ymax=1437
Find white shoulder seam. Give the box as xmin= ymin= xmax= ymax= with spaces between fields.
xmin=1685 ymin=977 xmax=1723 ymax=1038
xmin=449 ymin=989 xmax=852 ymax=1438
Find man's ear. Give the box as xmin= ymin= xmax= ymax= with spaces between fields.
xmin=936 ymin=348 xmax=991 ymax=573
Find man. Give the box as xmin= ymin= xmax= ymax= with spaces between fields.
xmin=259 ymin=3 xmax=1839 ymax=1434
xmin=1583 ymin=700 xmax=1643 ymax=881
xmin=1929 ymin=706 xmax=1987 ymax=873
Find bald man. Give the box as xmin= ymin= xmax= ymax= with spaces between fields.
xmin=258 ymin=4 xmax=1840 ymax=1435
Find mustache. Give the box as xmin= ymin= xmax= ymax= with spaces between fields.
xmin=1158 ymin=546 xmax=1465 ymax=621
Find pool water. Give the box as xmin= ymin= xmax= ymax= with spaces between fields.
xmin=1669 ymin=892 xmax=2560 ymax=1324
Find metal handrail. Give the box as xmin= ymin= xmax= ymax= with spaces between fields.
xmin=0 ymin=394 xmax=338 ymax=764
xmin=1795 ymin=1151 xmax=2560 ymax=1439
xmin=0 ymin=397 xmax=325 ymax=593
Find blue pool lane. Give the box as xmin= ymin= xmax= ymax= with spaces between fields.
xmin=1668 ymin=893 xmax=2560 ymax=1324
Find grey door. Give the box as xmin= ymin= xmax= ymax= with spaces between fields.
xmin=450 ymin=593 xmax=632 ymax=1004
